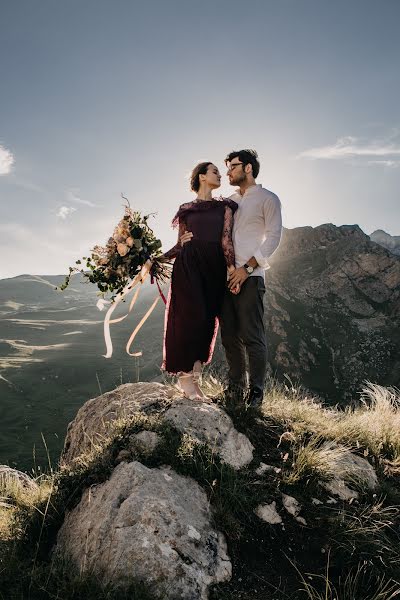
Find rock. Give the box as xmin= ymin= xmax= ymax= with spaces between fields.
xmin=321 ymin=443 xmax=378 ymax=490
xmin=129 ymin=431 xmax=161 ymax=455
xmin=370 ymin=230 xmax=400 ymax=256
xmin=61 ymin=382 xmax=171 ymax=465
xmin=319 ymin=444 xmax=377 ymax=501
xmin=282 ymin=494 xmax=301 ymax=517
xmin=312 ymin=497 xmax=323 ymax=506
xmin=255 ymin=462 xmax=275 ymax=476
xmin=255 ymin=502 xmax=282 ymax=525
xmin=56 ymin=461 xmax=231 ymax=599
xmin=323 ymin=479 xmax=359 ymax=501
xmin=164 ymin=398 xmax=254 ymax=470
xmin=282 ymin=493 xmax=307 ymax=525
xmin=0 ymin=465 xmax=39 ymax=493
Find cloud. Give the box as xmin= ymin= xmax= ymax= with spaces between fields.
xmin=67 ymin=189 xmax=97 ymax=208
xmin=0 ymin=144 xmax=14 ymax=175
xmin=298 ymin=135 xmax=400 ymax=161
xmin=367 ymin=160 xmax=400 ymax=168
xmin=57 ymin=206 xmax=77 ymax=219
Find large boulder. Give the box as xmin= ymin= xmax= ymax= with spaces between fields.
xmin=164 ymin=398 xmax=254 ymax=470
xmin=61 ymin=382 xmax=170 ymax=465
xmin=56 ymin=460 xmax=231 ymax=599
xmin=61 ymin=383 xmax=254 ymax=471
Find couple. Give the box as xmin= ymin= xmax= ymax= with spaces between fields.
xmin=162 ymin=149 xmax=282 ymax=408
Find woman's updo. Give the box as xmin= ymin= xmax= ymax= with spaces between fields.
xmin=190 ymin=162 xmax=212 ymax=192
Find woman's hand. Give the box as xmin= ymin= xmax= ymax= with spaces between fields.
xmin=227 ymin=265 xmax=240 ymax=295
xmin=180 ymin=230 xmax=193 ymax=245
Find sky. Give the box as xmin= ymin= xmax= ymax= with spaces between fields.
xmin=1 ymin=0 xmax=399 ymax=279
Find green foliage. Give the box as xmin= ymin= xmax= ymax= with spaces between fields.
xmin=57 ymin=202 xmax=171 ymax=297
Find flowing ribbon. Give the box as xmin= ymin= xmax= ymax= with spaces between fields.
xmin=101 ymin=260 xmax=168 ymax=359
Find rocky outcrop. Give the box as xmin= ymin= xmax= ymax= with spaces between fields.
xmin=370 ymin=229 xmax=400 ymax=256
xmin=164 ymin=398 xmax=253 ymax=469
xmin=56 ymin=461 xmax=231 ymax=600
xmin=0 ymin=465 xmax=39 ymax=492
xmin=265 ymin=224 xmax=400 ymax=402
xmin=61 ymin=382 xmax=253 ymax=470
xmin=61 ymin=382 xmax=171 ymax=464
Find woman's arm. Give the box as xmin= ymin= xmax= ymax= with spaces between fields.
xmin=221 ymin=206 xmax=236 ymax=268
xmin=163 ymin=219 xmax=186 ymax=260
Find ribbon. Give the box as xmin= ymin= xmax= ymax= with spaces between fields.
xmin=102 ymin=260 xmax=152 ymax=358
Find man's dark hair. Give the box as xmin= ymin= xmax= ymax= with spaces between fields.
xmin=225 ymin=149 xmax=260 ymax=178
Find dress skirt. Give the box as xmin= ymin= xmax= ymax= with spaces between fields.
xmin=163 ymin=239 xmax=227 ymax=374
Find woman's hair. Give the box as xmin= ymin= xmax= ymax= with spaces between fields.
xmin=190 ymin=162 xmax=213 ymax=192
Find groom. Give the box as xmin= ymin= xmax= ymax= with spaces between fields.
xmin=182 ymin=149 xmax=282 ymax=408
xmin=221 ymin=149 xmax=282 ymax=407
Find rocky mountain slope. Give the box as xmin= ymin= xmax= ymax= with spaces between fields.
xmin=370 ymin=229 xmax=400 ymax=256
xmin=264 ymin=224 xmax=400 ymax=402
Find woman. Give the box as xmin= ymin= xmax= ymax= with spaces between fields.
xmin=162 ymin=162 xmax=238 ymax=400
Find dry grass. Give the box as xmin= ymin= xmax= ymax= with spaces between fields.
xmin=262 ymin=381 xmax=400 ymax=468
xmin=283 ymin=437 xmax=356 ymax=485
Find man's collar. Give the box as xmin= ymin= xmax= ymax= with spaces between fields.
xmin=235 ymin=183 xmax=262 ymax=197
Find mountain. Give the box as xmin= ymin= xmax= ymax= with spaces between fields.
xmin=265 ymin=224 xmax=400 ymax=401
xmin=370 ymin=229 xmax=400 ymax=256
xmin=1 ymin=224 xmax=399 ymax=470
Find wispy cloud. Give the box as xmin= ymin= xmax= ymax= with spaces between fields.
xmin=367 ymin=160 xmax=400 ymax=168
xmin=67 ymin=189 xmax=98 ymax=208
xmin=0 ymin=143 xmax=14 ymax=175
xmin=57 ymin=206 xmax=77 ymax=219
xmin=298 ymin=135 xmax=400 ymax=161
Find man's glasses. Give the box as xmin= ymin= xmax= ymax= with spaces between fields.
xmin=227 ymin=162 xmax=243 ymax=172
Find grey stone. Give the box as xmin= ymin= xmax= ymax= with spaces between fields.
xmin=56 ymin=461 xmax=231 ymax=599
xmin=61 ymin=382 xmax=171 ymax=465
xmin=255 ymin=501 xmax=282 ymax=525
xmin=164 ymin=398 xmax=254 ymax=470
xmin=129 ymin=431 xmax=161 ymax=455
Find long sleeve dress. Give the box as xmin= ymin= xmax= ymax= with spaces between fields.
xmin=162 ymin=198 xmax=238 ymax=374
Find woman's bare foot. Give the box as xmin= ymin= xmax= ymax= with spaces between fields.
xmin=177 ymin=372 xmax=198 ymax=400
xmin=192 ymin=361 xmax=210 ymax=401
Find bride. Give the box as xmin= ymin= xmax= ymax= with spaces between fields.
xmin=161 ymin=161 xmax=238 ymax=400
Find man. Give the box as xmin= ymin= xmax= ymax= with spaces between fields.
xmin=221 ymin=149 xmax=282 ymax=408
xmin=181 ymin=149 xmax=282 ymax=408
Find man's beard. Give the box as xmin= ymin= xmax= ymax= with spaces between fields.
xmin=230 ymin=171 xmax=246 ymax=186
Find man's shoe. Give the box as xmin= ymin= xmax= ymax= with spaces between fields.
xmin=247 ymin=387 xmax=264 ymax=409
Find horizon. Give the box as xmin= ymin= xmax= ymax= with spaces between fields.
xmin=0 ymin=221 xmax=396 ymax=281
xmin=1 ymin=0 xmax=400 ymax=279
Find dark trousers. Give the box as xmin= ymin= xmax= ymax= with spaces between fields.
xmin=220 ymin=276 xmax=267 ymax=394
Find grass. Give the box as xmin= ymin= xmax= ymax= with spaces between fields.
xmin=262 ymin=380 xmax=400 ymax=469
xmin=296 ymin=555 xmax=400 ymax=600
xmin=1 ymin=378 xmax=400 ymax=599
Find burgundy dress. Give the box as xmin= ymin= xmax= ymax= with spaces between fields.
xmin=162 ymin=198 xmax=238 ymax=374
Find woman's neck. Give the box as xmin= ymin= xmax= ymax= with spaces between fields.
xmin=195 ymin=186 xmax=213 ymax=201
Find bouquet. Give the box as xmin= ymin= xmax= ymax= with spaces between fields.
xmin=59 ymin=198 xmax=171 ymax=298
xmin=58 ymin=198 xmax=171 ymax=358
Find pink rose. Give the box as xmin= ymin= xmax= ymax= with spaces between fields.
xmin=117 ymin=243 xmax=129 ymax=257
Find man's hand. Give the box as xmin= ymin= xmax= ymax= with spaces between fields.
xmin=228 ymin=266 xmax=249 ymax=290
xmin=180 ymin=231 xmax=193 ymax=245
